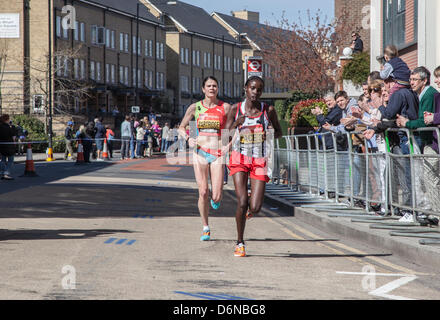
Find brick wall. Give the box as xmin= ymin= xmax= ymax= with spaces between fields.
xmin=334 ymin=0 xmax=371 ymax=53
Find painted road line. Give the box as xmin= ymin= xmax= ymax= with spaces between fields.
xmin=196 ymin=293 xmax=254 ymax=300
xmin=126 ymin=240 xmax=137 ymax=245
xmin=174 ymin=291 xmax=220 ymax=300
xmin=104 ymin=238 xmax=117 ymax=244
xmin=116 ymin=239 xmax=127 ymax=245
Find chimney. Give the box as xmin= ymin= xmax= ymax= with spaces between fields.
xmin=232 ymin=10 xmax=259 ymax=23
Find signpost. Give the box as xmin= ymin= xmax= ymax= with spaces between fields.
xmin=131 ymin=106 xmax=140 ymax=114
xmin=245 ymin=56 xmax=263 ymax=81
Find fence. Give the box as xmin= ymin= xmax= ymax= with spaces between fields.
xmin=271 ymin=128 xmax=440 ymax=220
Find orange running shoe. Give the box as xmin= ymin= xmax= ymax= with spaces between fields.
xmin=200 ymin=229 xmax=211 ymax=241
xmin=245 ymin=209 xmax=253 ymax=220
xmin=234 ymin=243 xmax=246 ymax=257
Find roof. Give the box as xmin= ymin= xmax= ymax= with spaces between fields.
xmin=212 ymin=12 xmax=288 ymax=50
xmin=83 ymin=0 xmax=162 ymax=24
xmin=147 ymin=0 xmax=237 ymax=42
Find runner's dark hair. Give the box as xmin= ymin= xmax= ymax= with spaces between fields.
xmin=245 ymin=76 xmax=265 ymax=87
xmin=202 ymin=76 xmax=219 ymax=88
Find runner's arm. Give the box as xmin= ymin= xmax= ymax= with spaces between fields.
xmin=267 ymin=105 xmax=283 ymax=139
xmin=178 ymin=104 xmax=196 ymax=140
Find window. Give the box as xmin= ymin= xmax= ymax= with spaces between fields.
xmin=181 ymin=76 xmax=189 ymax=93
xmin=156 ymin=72 xmax=164 ymax=90
xmin=96 ymin=62 xmax=101 ymax=82
xmin=80 ymin=22 xmax=85 ymax=42
xmin=145 ymin=70 xmax=153 ymax=88
xmin=383 ymin=0 xmax=408 ymax=49
xmin=124 ymin=66 xmax=129 ymax=86
xmin=185 ymin=48 xmax=189 ymax=64
xmin=111 ymin=30 xmax=115 ymax=49
xmin=74 ymin=59 xmax=79 ymax=79
xmin=80 ymin=59 xmax=86 ymax=79
xmin=56 ymin=16 xmax=61 ymax=37
xmin=204 ymin=52 xmax=211 ymax=68
xmin=74 ymin=21 xmax=79 ymax=41
xmin=124 ymin=34 xmax=129 ymax=52
xmin=106 ymin=63 xmax=110 ymax=83
xmin=90 ymin=61 xmax=95 ymax=80
xmin=120 ymin=33 xmax=124 ymax=51
xmin=181 ymin=48 xmax=185 ymax=64
xmin=119 ymin=65 xmax=124 ymax=84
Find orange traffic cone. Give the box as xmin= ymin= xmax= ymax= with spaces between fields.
xmin=102 ymin=138 xmax=109 ymax=161
xmin=75 ymin=139 xmax=85 ymax=165
xmin=20 ymin=143 xmax=38 ymax=177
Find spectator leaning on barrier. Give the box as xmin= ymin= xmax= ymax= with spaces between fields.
xmin=64 ymin=121 xmax=76 ymax=161
xmin=396 ymin=66 xmax=438 ymax=152
xmin=424 ymin=66 xmax=440 ymax=153
xmin=0 ymin=114 xmax=17 ymax=180
xmin=312 ymin=92 xmax=342 ymax=150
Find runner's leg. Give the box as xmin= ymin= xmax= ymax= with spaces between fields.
xmin=193 ymin=153 xmax=210 ymax=228
xmin=209 ymin=157 xmax=224 ymax=204
xmin=233 ymin=171 xmax=249 ymax=244
xmin=249 ymin=178 xmax=266 ymax=216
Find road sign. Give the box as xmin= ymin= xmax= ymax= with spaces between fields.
xmin=131 ymin=106 xmax=140 ymax=113
xmin=245 ymin=56 xmax=263 ymax=80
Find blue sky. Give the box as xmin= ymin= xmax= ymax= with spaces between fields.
xmin=185 ymin=0 xmax=335 ymax=26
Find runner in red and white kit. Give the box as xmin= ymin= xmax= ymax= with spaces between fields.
xmin=225 ymin=76 xmax=283 ymax=257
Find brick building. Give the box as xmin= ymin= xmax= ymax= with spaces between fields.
xmin=142 ymin=0 xmax=243 ymax=117
xmin=334 ymin=0 xmax=371 ymax=54
xmin=369 ymin=0 xmax=440 ymax=78
xmin=211 ymin=10 xmax=290 ymax=99
xmin=0 ymin=0 xmax=167 ymax=122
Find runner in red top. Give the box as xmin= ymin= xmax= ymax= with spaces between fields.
xmin=179 ymin=76 xmax=232 ymax=241
xmin=225 ymin=76 xmax=282 ymax=257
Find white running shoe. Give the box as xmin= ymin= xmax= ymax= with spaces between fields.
xmin=399 ymin=212 xmax=414 ymax=223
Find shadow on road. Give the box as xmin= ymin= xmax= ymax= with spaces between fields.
xmin=0 ymin=228 xmax=134 ymax=241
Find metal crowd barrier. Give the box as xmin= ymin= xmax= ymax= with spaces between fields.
xmin=270 ymin=128 xmax=440 ymax=223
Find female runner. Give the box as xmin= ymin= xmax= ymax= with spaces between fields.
xmin=225 ymin=76 xmax=283 ymax=257
xmin=179 ymin=76 xmax=232 ymax=241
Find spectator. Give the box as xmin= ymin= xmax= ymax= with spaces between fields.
xmin=136 ymin=121 xmax=146 ymax=157
xmin=396 ymin=66 xmax=438 ymax=152
xmin=76 ymin=124 xmax=92 ymax=163
xmin=350 ymin=31 xmax=363 ymax=54
xmin=94 ymin=117 xmax=106 ymax=161
xmin=0 ymin=114 xmax=16 ymax=180
xmin=370 ymin=76 xmax=419 ymax=219
xmin=368 ymin=71 xmax=381 ymax=85
xmin=85 ymin=121 xmax=96 ymax=161
xmin=120 ymin=115 xmax=132 ymax=160
xmin=105 ymin=124 xmax=115 ymax=158
xmin=380 ymin=45 xmax=411 ymax=96
xmin=144 ymin=123 xmax=154 ymax=158
xmin=423 ymin=66 xmax=440 ymax=212
xmin=64 ymin=121 xmax=76 ymax=161
xmin=129 ymin=115 xmax=137 ymax=159
xmin=166 ymin=123 xmax=176 ymax=152
xmin=424 ymin=65 xmax=440 ymax=153
xmin=322 ymin=91 xmax=358 ymax=135
xmin=312 ymin=92 xmax=342 ymax=150
xmin=161 ymin=122 xmax=170 ymax=153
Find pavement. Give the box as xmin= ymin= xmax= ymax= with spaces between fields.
xmin=1 ymin=151 xmax=439 ymax=300
xmin=10 ymin=150 xmax=440 ymax=268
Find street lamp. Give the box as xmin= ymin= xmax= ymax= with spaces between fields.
xmin=47 ymin=0 xmax=54 ymax=161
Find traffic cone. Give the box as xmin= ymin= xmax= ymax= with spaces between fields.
xmin=75 ymin=139 xmax=85 ymax=165
xmin=46 ymin=147 xmax=55 ymax=162
xmin=20 ymin=143 xmax=38 ymax=177
xmin=102 ymin=138 xmax=109 ymax=161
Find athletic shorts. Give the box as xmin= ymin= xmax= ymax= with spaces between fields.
xmin=228 ymin=151 xmax=269 ymax=182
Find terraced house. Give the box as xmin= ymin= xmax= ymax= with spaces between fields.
xmin=142 ymin=0 xmax=243 ymax=117
xmin=0 ymin=0 xmax=167 ymax=128
xmin=212 ymin=10 xmax=290 ymax=100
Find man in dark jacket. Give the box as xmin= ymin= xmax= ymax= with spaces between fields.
xmin=312 ymin=92 xmax=343 ymax=150
xmin=0 ymin=114 xmax=16 ymax=180
xmin=64 ymin=121 xmax=76 ymax=161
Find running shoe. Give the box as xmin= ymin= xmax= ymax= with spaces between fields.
xmin=245 ymin=209 xmax=253 ymax=220
xmin=200 ymin=229 xmax=211 ymax=241
xmin=210 ymin=199 xmax=221 ymax=210
xmin=234 ymin=243 xmax=246 ymax=257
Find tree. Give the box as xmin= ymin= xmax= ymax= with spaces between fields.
xmin=259 ymin=8 xmax=356 ymax=94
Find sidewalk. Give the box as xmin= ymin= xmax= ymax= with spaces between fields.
xmin=264 ymin=184 xmax=440 ymax=268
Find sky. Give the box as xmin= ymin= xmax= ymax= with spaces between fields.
xmin=184 ymin=0 xmax=335 ymax=27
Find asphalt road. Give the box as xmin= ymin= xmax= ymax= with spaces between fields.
xmin=0 ymin=154 xmax=439 ymax=300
